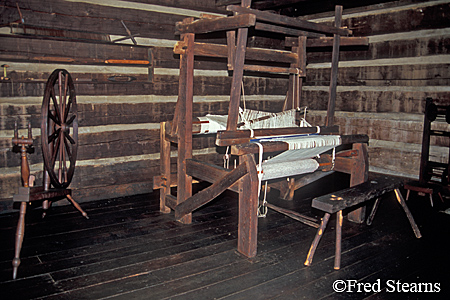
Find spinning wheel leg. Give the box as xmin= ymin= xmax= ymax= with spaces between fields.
xmin=66 ymin=194 xmax=89 ymax=219
xmin=12 ymin=202 xmax=27 ymax=280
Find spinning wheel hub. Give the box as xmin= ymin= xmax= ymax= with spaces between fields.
xmin=57 ymin=123 xmax=70 ymax=133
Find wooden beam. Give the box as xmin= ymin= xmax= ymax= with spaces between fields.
xmin=227 ymin=5 xmax=352 ymax=36
xmin=326 ymin=5 xmax=343 ymax=127
xmin=186 ymin=159 xmax=240 ymax=193
xmin=174 ymin=41 xmax=299 ymax=64
xmin=285 ymin=36 xmax=369 ymax=48
xmin=0 ymin=53 xmax=150 ymax=66
xmin=175 ymin=14 xmax=256 ymax=34
xmin=243 ymin=64 xmax=304 ymax=75
xmin=218 ymin=125 xmax=340 ymax=148
xmin=230 ymin=133 xmax=367 ymax=155
xmin=227 ymin=25 xmax=249 ymax=131
xmin=254 ymin=22 xmax=325 ymax=38
xmin=174 ymin=161 xmax=248 ymax=220
xmin=176 ymin=22 xmax=195 ymax=224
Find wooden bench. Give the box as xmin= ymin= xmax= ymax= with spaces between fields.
xmin=304 ymin=175 xmax=422 ymax=270
xmin=404 ymin=180 xmax=444 ymax=207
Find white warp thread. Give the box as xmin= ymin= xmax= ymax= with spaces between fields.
xmin=240 ymin=108 xmax=297 ymax=129
xmin=198 ymin=115 xmax=227 ymax=133
xmin=197 ymin=108 xmax=299 ymax=134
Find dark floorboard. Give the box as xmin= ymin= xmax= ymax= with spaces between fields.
xmin=1 ymin=177 xmax=449 ymax=300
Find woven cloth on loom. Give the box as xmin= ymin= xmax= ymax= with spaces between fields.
xmin=258 ymin=135 xmax=341 ymax=181
xmin=197 ymin=108 xmax=298 ymax=134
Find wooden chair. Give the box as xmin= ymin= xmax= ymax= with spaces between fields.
xmin=404 ymin=97 xmax=448 ymax=207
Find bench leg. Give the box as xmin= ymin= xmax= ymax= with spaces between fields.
xmin=366 ymin=197 xmax=381 ymax=226
xmin=334 ymin=210 xmax=343 ymax=270
xmin=394 ymin=189 xmax=422 ymax=239
xmin=305 ymin=213 xmax=330 ymax=266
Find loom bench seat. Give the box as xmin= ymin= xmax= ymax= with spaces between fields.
xmin=304 ymin=175 xmax=422 ymax=270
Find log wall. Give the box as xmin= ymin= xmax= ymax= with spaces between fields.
xmin=0 ymin=0 xmax=449 ymax=212
xmin=304 ymin=0 xmax=450 ymax=178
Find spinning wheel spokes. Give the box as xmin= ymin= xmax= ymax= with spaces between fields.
xmin=41 ymin=69 xmax=78 ymax=189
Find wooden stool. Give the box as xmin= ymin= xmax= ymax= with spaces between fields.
xmin=304 ymin=175 xmax=422 ymax=270
xmin=404 ymin=180 xmax=444 ymax=207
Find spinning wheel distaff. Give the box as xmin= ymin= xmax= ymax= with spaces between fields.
xmin=11 ymin=69 xmax=88 ymax=280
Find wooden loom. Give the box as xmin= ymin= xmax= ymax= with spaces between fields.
xmin=153 ymin=1 xmax=370 ymax=258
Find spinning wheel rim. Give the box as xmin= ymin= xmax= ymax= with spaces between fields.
xmin=41 ymin=69 xmax=78 ymax=189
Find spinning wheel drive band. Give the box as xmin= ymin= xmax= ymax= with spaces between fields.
xmin=41 ymin=69 xmax=78 ymax=189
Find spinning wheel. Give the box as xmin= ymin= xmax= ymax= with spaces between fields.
xmin=41 ymin=69 xmax=78 ymax=189
xmin=12 ymin=69 xmax=87 ymax=280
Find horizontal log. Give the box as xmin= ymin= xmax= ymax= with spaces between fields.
xmin=227 ymin=5 xmax=351 ymax=36
xmin=254 ymin=22 xmax=325 ymax=38
xmin=1 ymin=3 xmax=180 ymax=39
xmin=343 ymin=2 xmax=450 ymax=37
xmin=243 ymin=65 xmax=304 ymax=75
xmin=0 ymin=53 xmax=150 ymax=66
xmin=175 ymin=14 xmax=256 ymax=34
xmin=0 ymin=35 xmax=150 ymax=60
xmin=174 ymin=41 xmax=298 ymax=64
xmin=10 ymin=24 xmax=110 ymax=42
xmin=0 ymin=73 xmax=290 ymax=98
xmin=286 ymin=36 xmax=369 ymax=48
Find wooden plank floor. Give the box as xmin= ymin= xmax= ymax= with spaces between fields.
xmin=0 ymin=176 xmax=449 ymax=299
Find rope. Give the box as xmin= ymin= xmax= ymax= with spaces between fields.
xmin=255 ymin=142 xmax=268 ymax=218
xmin=223 ymin=146 xmax=230 ymax=169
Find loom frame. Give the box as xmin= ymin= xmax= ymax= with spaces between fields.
xmin=153 ymin=0 xmax=370 ymax=258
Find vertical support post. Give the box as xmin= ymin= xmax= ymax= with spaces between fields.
xmin=286 ymin=36 xmax=306 ymax=110
xmin=159 ymin=122 xmax=171 ymax=213
xmin=347 ymin=142 xmax=369 ymax=223
xmin=326 ymin=5 xmax=342 ymax=127
xmin=419 ymin=97 xmax=432 ymax=183
xmin=226 ymin=30 xmax=236 ymax=71
xmin=226 ymin=0 xmax=251 ymax=131
xmin=176 ymin=20 xmax=195 ymax=224
xmin=237 ymin=154 xmax=258 ymax=258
